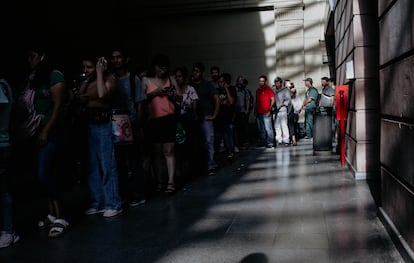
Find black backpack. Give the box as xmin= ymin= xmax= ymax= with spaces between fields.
xmin=244 ymin=88 xmax=254 ymax=114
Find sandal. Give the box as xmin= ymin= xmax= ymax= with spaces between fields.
xmin=164 ymin=183 xmax=176 ymax=195
xmin=48 ymin=218 xmax=69 ymax=238
xmin=38 ymin=214 xmax=56 ymax=230
xmin=155 ymin=183 xmax=163 ymax=193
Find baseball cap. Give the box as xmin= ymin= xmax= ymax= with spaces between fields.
xmin=303 ymin=77 xmax=313 ymax=84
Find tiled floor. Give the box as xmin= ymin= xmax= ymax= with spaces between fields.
xmin=0 ymin=140 xmax=405 ymax=263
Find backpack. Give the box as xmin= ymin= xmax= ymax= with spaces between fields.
xmin=244 ymin=88 xmax=254 ymax=114
xmin=10 ymin=85 xmax=44 ymax=142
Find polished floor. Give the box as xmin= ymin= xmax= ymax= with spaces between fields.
xmin=0 ymin=140 xmax=405 ymax=263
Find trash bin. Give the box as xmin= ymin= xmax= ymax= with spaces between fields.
xmin=313 ymin=106 xmax=333 ymax=152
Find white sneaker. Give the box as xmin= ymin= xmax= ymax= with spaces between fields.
xmin=129 ymin=199 xmax=146 ymax=207
xmin=0 ymin=232 xmax=20 ymax=248
xmin=103 ymin=208 xmax=123 ymax=218
xmin=84 ymin=208 xmax=105 ymax=216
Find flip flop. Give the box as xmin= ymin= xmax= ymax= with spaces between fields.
xmin=48 ymin=218 xmax=69 ymax=238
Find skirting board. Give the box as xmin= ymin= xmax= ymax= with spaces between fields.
xmin=345 ymin=157 xmax=377 ymax=180
xmin=379 ymin=207 xmax=414 ymax=263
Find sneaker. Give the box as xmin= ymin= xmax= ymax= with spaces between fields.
xmin=227 ymin=152 xmax=234 ymax=159
xmin=207 ymin=168 xmax=217 ymax=176
xmin=103 ymin=208 xmax=123 ymax=218
xmin=234 ymin=147 xmax=240 ymax=153
xmin=266 ymin=144 xmax=274 ymax=148
xmin=84 ymin=207 xmax=105 ymax=216
xmin=0 ymin=232 xmax=20 ymax=248
xmin=129 ymin=199 xmax=146 ymax=207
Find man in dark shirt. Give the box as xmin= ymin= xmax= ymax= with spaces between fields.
xmin=190 ymin=62 xmax=220 ymax=175
xmin=215 ymin=73 xmax=237 ymax=158
xmin=302 ymin=77 xmax=319 ymax=139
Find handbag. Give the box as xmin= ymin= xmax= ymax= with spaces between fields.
xmin=111 ymin=109 xmax=134 ymax=144
xmin=176 ymin=121 xmax=186 ymax=144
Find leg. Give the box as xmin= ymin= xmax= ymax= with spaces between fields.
xmin=305 ymin=110 xmax=313 ymax=138
xmin=201 ymin=120 xmax=217 ymax=171
xmin=274 ymin=112 xmax=282 ymax=144
xmin=279 ymin=110 xmax=290 ymax=144
xmin=87 ymin=124 xmax=105 ymax=209
xmin=0 ymin=192 xmax=13 ymax=233
xmin=0 ymin=147 xmax=13 ymax=233
xmin=223 ymin=122 xmax=235 ymax=154
xmin=163 ymin=142 xmax=176 ymax=193
xmin=96 ymin=123 xmax=122 ymax=210
xmin=256 ymin=114 xmax=266 ymax=146
xmin=263 ymin=115 xmax=274 ymax=146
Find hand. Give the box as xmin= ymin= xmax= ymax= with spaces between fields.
xmin=96 ymin=57 xmax=108 ymax=72
xmin=37 ymin=129 xmax=49 ymax=146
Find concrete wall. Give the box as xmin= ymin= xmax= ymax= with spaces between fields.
xmin=331 ymin=0 xmax=414 ymax=259
xmin=378 ymin=0 xmax=414 ymax=257
xmin=3 ymin=1 xmax=329 ymax=116
xmin=136 ymin=0 xmax=329 ymax=122
xmin=332 ymin=0 xmax=380 ymax=179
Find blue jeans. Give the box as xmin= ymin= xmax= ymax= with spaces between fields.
xmin=201 ymin=120 xmax=217 ymax=170
xmin=0 ymin=147 xmax=13 ymax=233
xmin=87 ymin=122 xmax=122 ymax=210
xmin=215 ymin=122 xmax=235 ymax=151
xmin=37 ymin=131 xmax=59 ymax=199
xmin=256 ymin=114 xmax=274 ymax=146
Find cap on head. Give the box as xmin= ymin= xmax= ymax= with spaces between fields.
xmin=303 ymin=77 xmax=313 ymax=84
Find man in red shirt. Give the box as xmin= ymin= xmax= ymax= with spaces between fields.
xmin=255 ymin=75 xmax=275 ymax=148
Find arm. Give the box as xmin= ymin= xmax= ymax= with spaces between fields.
xmin=245 ymin=93 xmax=250 ymax=113
xmin=191 ymin=100 xmax=198 ymax=118
xmin=224 ymin=85 xmax=235 ymax=105
xmin=267 ymin=96 xmax=275 ymax=116
xmin=205 ymin=93 xmax=220 ymax=120
xmin=142 ymin=77 xmax=165 ymax=101
xmin=96 ymin=58 xmax=114 ymax=99
xmin=330 ymin=94 xmax=336 ymax=107
xmin=37 ymin=82 xmax=65 ymax=145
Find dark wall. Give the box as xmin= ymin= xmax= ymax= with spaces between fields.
xmin=1 ymin=1 xmax=148 ymax=87
xmin=379 ymin=0 xmax=414 ymax=256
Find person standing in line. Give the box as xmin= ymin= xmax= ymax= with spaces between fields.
xmin=173 ymin=66 xmax=199 ymax=182
xmin=110 ymin=47 xmax=147 ymax=207
xmin=233 ymin=75 xmax=250 ymax=150
xmin=0 ymin=72 xmax=20 ymax=248
xmin=302 ymin=77 xmax=318 ymax=139
xmin=272 ymin=77 xmax=291 ymax=146
xmin=255 ymin=75 xmax=275 ymax=148
xmin=209 ymin=66 xmax=220 ymax=90
xmin=79 ymin=55 xmax=123 ymax=218
xmin=215 ymin=73 xmax=237 ymax=159
xmin=141 ymin=54 xmax=178 ymax=194
xmin=288 ymin=82 xmax=302 ymax=146
xmin=190 ymin=62 xmax=220 ymax=176
xmin=319 ymin=76 xmax=335 ymax=107
xmin=21 ymin=46 xmax=70 ymax=237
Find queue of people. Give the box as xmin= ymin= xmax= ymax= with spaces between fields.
xmin=0 ymin=44 xmax=336 ymax=248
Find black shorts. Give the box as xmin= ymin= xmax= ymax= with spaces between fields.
xmin=146 ymin=114 xmax=177 ymax=143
